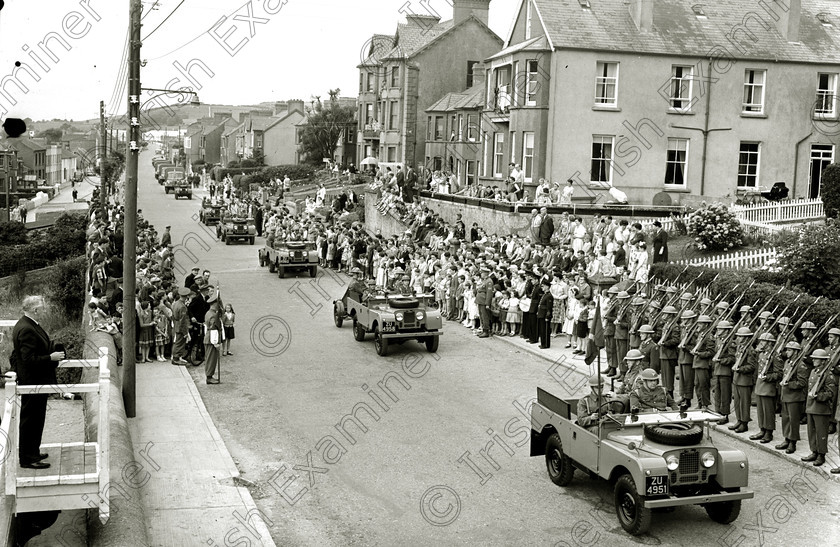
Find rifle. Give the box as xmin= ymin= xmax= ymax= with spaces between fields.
xmin=658 ymin=314 xmax=680 ymax=346
xmin=651 ymin=273 xmax=703 ymax=327
xmin=771 ymin=305 xmax=809 ymax=356
xmin=800 ymin=311 xmax=840 ymax=360
xmin=749 ymin=298 xmax=796 ymax=349
xmin=712 ymin=310 xmax=750 ymax=361
xmin=745 ymin=288 xmax=784 ymax=331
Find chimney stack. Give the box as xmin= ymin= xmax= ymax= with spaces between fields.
xmin=472 ymin=64 xmax=486 ymax=88
xmin=287 ymin=100 xmax=305 ymax=115
xmin=629 ymin=0 xmax=654 ymax=32
xmin=775 ymin=0 xmax=801 ymax=42
xmin=453 ymin=0 xmax=491 ymax=27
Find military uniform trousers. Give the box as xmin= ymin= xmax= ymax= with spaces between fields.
xmin=605 ymin=336 xmax=617 ymax=368
xmin=615 ymin=338 xmax=629 ymax=372
xmin=694 ymin=368 xmax=711 ymax=408
xmin=781 ymin=401 xmax=804 ymax=441
xmin=831 ymin=374 xmax=839 ymax=425
xmin=661 ymin=359 xmax=677 ymax=393
xmin=756 ymin=395 xmax=776 ymax=431
xmin=679 ymin=363 xmax=695 ymax=402
xmin=204 ymin=343 xmax=220 ymax=379
xmin=538 ymin=318 xmax=551 ymax=349
xmin=734 ymin=385 xmax=753 ymax=424
xmin=712 ymin=375 xmax=732 ymax=415
xmin=172 ymin=331 xmax=187 ymax=361
xmin=807 ymin=414 xmax=830 ymax=454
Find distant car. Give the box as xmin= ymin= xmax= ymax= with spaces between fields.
xmin=199 ymin=203 xmax=225 ymax=225
xmin=530 ymin=388 xmax=753 ymax=536
xmin=333 ymin=291 xmax=443 ymax=356
xmin=258 ymin=240 xmax=318 ymax=278
xmin=218 ymin=217 xmax=255 ymax=245
xmin=174 ymin=182 xmax=192 ymax=199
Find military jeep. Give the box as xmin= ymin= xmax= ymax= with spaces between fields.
xmin=174 ymin=181 xmax=192 ymax=199
xmin=333 ymin=290 xmax=442 ymax=356
xmin=218 ymin=217 xmax=256 ymax=245
xmin=258 ymin=240 xmax=318 ymax=278
xmin=199 ymin=203 xmax=225 ymax=225
xmin=530 ymin=387 xmax=753 ymax=536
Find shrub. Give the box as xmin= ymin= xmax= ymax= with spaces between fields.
xmin=0 ymin=221 xmax=28 ymax=246
xmin=686 ymin=202 xmax=744 ymax=252
xmin=49 ymin=256 xmax=87 ymax=320
xmin=776 ymin=219 xmax=840 ymax=299
xmin=45 ymin=213 xmax=87 ymax=260
xmin=822 ymin=163 xmax=840 ymax=219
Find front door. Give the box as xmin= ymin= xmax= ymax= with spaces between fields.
xmin=809 ymin=144 xmax=834 ymax=198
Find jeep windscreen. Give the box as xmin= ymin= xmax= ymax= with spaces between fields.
xmin=624 ymin=409 xmax=719 ymax=426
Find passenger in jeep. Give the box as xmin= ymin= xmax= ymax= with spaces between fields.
xmin=577 ymin=375 xmax=617 ymax=429
xmin=630 ymin=368 xmax=677 ymax=411
xmin=345 ymin=267 xmax=370 ymax=302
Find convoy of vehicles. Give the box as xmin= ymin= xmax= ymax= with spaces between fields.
xmin=218 ymin=217 xmax=256 ymax=245
xmin=258 ymin=240 xmax=318 ymax=278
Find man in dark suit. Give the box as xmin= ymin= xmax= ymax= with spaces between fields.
xmin=396 ymin=165 xmax=406 ymax=199
xmin=652 ymin=221 xmax=669 ymax=263
xmin=539 ymin=207 xmax=554 ymax=246
xmin=404 ymin=164 xmax=418 ymax=204
xmin=11 ymin=296 xmax=65 ymax=469
xmin=537 ymin=278 xmax=554 ymax=349
xmin=184 ymin=267 xmax=200 ymax=289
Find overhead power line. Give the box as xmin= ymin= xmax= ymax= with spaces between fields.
xmin=142 ymin=0 xmax=185 ymax=41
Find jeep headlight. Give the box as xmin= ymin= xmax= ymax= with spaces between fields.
xmin=666 ymin=455 xmax=680 ymax=471
xmin=701 ymin=451 xmax=715 ymax=468
xmin=415 ymin=311 xmax=424 ymax=320
xmin=395 ymin=312 xmax=404 ymax=321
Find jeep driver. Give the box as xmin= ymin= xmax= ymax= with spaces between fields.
xmin=345 ymin=267 xmax=372 ymax=302
xmin=630 ymin=368 xmax=677 ymax=411
xmin=577 ymin=375 xmax=619 ymax=429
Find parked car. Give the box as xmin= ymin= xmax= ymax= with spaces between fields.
xmin=258 ymin=240 xmax=318 ymax=278
xmin=530 ymin=387 xmax=753 ymax=536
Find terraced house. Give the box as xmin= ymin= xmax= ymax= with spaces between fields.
xmin=477 ymin=0 xmax=840 ymax=205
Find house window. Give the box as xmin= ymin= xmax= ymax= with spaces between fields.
xmin=389 ymin=100 xmax=399 ymax=130
xmin=669 ymin=65 xmax=694 ymax=110
xmin=457 ymin=114 xmax=463 ymax=141
xmin=359 ymin=73 xmax=364 ymax=93
xmin=391 ymin=65 xmax=400 ymax=87
xmin=466 ymin=160 xmax=477 ymax=186
xmin=466 ymin=61 xmax=478 ymax=88
xmin=523 ymin=132 xmax=535 ymax=182
xmin=816 ymin=73 xmax=838 ymax=116
xmin=738 ymin=142 xmax=760 ymax=188
xmin=526 ymin=0 xmax=533 ymax=40
xmin=433 ymin=156 xmax=442 ymax=171
xmin=427 ymin=116 xmax=433 ymax=140
xmin=467 ymin=114 xmax=477 ymax=142
xmin=510 ymin=131 xmax=517 ymax=166
xmin=387 ymin=146 xmax=397 ymax=162
xmin=367 ymin=72 xmax=375 ymax=92
xmin=449 ymin=115 xmax=457 ymax=141
xmin=495 ymin=66 xmax=511 ymax=110
xmin=665 ymin=138 xmax=689 ymax=186
xmin=743 ymin=69 xmax=766 ymax=113
xmin=493 ymin=133 xmax=505 ymax=177
xmin=512 ymin=61 xmax=519 ymax=107
xmin=366 ymin=104 xmax=374 ymax=126
xmin=434 ymin=116 xmax=444 ymax=140
xmin=591 ymin=135 xmax=614 ymax=184
xmin=526 ymin=60 xmax=539 ymax=106
xmin=595 ymin=62 xmax=618 ymax=106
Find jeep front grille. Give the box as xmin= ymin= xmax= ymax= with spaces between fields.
xmin=668 ymin=449 xmax=708 ymax=485
xmin=402 ymin=311 xmax=416 ymax=327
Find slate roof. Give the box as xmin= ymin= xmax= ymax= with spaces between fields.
xmin=12 ymin=138 xmax=46 ymax=152
xmin=488 ymin=35 xmax=550 ymax=61
xmin=223 ymin=122 xmax=243 ymax=137
xmin=359 ymin=34 xmax=396 ymax=67
xmin=382 ymin=19 xmax=455 ymax=59
xmin=426 ymin=84 xmax=485 ymax=112
xmin=534 ymin=0 xmax=840 ymax=63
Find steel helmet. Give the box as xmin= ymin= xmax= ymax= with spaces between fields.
xmin=663 ymin=305 xmax=679 ymax=314
xmin=588 ymin=375 xmax=605 ymax=386
xmin=829 ymin=328 xmax=840 ymax=336
xmin=758 ymin=332 xmax=776 ymax=342
xmin=631 ymin=297 xmax=645 ymax=306
xmin=785 ymin=341 xmax=802 ymax=350
xmin=638 ymin=324 xmax=655 ymax=334
xmin=800 ymin=321 xmax=817 ymax=330
xmin=350 ymin=267 xmax=363 ymax=275
xmin=696 ymin=314 xmax=713 ymax=323
xmin=639 ymin=368 xmax=659 ymax=381
xmin=681 ymin=310 xmax=697 ymax=320
xmin=649 ymin=301 xmax=662 ymax=310
xmin=739 ymin=305 xmax=752 ymax=313
xmin=758 ymin=311 xmax=773 ymax=320
xmin=777 ymin=316 xmax=791 ymax=326
xmin=716 ymin=301 xmax=729 ymax=310
xmin=664 ymin=286 xmax=677 ymax=294
xmin=625 ymin=349 xmax=644 ymax=360
xmin=654 ymin=284 xmax=665 ymax=292
xmin=608 ymin=285 xmax=621 ymax=294
xmin=617 ymin=291 xmax=631 ymax=299
xmin=680 ymin=292 xmax=693 ymax=300
xmin=716 ymin=320 xmax=733 ymax=329
xmin=735 ymin=327 xmax=753 ymax=337
xmin=811 ymin=349 xmax=830 ymax=360
xmin=700 ymin=297 xmax=713 ymax=306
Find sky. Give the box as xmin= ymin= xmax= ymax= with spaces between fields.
xmin=0 ymin=0 xmax=520 ymax=124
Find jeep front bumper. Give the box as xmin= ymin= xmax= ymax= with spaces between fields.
xmin=381 ymin=331 xmax=442 ymax=340
xmin=644 ymin=489 xmax=753 ymax=508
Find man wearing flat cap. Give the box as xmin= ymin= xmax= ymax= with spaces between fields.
xmin=476 ymin=267 xmax=493 ymax=338
xmin=204 ymin=290 xmax=222 ymax=384
xmin=171 ymin=287 xmax=191 ymax=365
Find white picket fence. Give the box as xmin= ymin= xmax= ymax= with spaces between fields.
xmin=639 ymin=215 xmax=683 ymax=232
xmin=670 ymin=247 xmax=778 ymax=270
xmin=729 ymin=198 xmax=824 ymax=223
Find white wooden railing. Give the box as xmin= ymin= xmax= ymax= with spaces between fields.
xmin=670 ymin=247 xmax=778 ymax=270
xmin=729 ymin=198 xmax=824 ymax=223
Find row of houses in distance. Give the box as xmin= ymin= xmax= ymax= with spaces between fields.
xmin=357 ymin=0 xmax=840 ymax=206
xmin=0 ymin=135 xmax=89 ymax=195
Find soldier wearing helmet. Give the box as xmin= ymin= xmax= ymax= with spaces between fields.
xmin=711 ymin=320 xmax=735 ymax=424
xmin=658 ymin=305 xmax=681 ymax=400
xmin=826 ymin=327 xmax=840 ymax=436
xmin=691 ymin=315 xmax=716 ymax=411
xmin=637 ymin=324 xmax=658 ymax=373
xmin=777 ymin=341 xmax=807 ymax=455
xmin=628 ymin=297 xmax=646 ymax=350
xmin=601 ymin=286 xmax=621 ymax=378
xmin=739 ymin=305 xmax=754 ymax=326
xmin=630 ymin=369 xmax=677 ymax=411
xmin=617 ymin=349 xmax=645 ymax=395
xmin=803 ymin=349 xmax=836 ymax=468
xmin=730 ymin=326 xmax=758 ymax=434
xmin=677 ymin=310 xmax=698 ymax=406
xmin=751 ymin=332 xmax=783 ymax=444
xmin=713 ymin=301 xmax=729 ymax=320
xmin=613 ymin=290 xmax=632 ymax=371
xmin=698 ymin=297 xmax=714 ymax=317
xmin=577 ymin=375 xmax=615 ymax=429
xmin=799 ymin=321 xmax=819 ymax=369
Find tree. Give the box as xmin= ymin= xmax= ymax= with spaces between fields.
xmin=37 ymin=128 xmax=63 ymax=143
xmin=251 ymin=148 xmax=265 ymax=166
xmin=821 ymin=163 xmax=840 ymax=219
xmin=777 ymin=219 xmax=840 ymax=298
xmin=298 ymin=89 xmax=356 ymax=166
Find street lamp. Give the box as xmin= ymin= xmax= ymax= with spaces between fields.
xmin=141 ymin=87 xmax=201 ymax=107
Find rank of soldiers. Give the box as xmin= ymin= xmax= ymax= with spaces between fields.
xmin=595 ymin=273 xmax=840 ymax=471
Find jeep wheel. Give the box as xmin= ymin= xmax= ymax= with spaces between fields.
xmin=545 ymin=433 xmax=574 ymax=486
xmin=615 ymin=474 xmax=651 ymax=536
xmin=424 ymin=336 xmax=439 ymax=353
xmin=374 ymin=326 xmax=388 ymax=356
xmin=309 ymin=266 xmax=317 ymax=278
xmin=705 ymin=498 xmax=741 ymax=525
xmin=268 ymin=260 xmax=276 ymax=273
xmin=353 ymin=320 xmax=366 ymax=341
xmin=643 ymin=422 xmax=703 ymax=446
xmin=334 ymin=301 xmax=345 ymax=328
xmin=278 ymin=266 xmax=285 ymax=278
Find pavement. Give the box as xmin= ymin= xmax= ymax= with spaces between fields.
xmin=23 ymin=175 xmax=95 ymax=228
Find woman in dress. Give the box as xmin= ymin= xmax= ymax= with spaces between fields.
xmin=550 ymin=274 xmax=568 ymax=337
xmin=222 ymin=304 xmax=236 ymax=356
xmin=154 ymin=306 xmax=168 ymax=362
xmin=138 ymin=300 xmax=155 ymax=363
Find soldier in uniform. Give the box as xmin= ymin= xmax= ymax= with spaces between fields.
xmin=711 ymin=320 xmax=735 ymax=425
xmin=825 ymin=327 xmax=840 ymax=434
xmin=777 ymin=341 xmax=808 ymax=454
xmin=677 ymin=310 xmax=698 ymax=406
xmin=697 ymin=297 xmax=714 ymax=317
xmin=476 ymin=267 xmax=494 ymax=338
xmin=345 ymin=267 xmax=369 ymax=302
xmin=617 ymin=349 xmax=645 ymax=395
xmin=754 ymin=311 xmax=775 ymax=344
xmin=751 ymin=333 xmax=783 ymax=443
xmin=577 ymin=375 xmax=614 ymax=429
xmin=613 ymin=291 xmax=632 ymax=372
xmin=602 ymin=286 xmax=620 ymax=376
xmin=730 ymin=327 xmax=758 ymax=434
xmin=803 ymin=349 xmax=836 ymax=467
xmin=738 ymin=305 xmax=754 ymax=329
xmin=637 ymin=324 xmax=658 ymax=373
xmin=627 ymin=297 xmax=646 ymax=350
xmin=713 ymin=301 xmax=729 ymax=321
xmin=691 ymin=314 xmax=715 ymax=410
xmin=630 ymin=368 xmax=677 ymax=411
xmin=658 ymin=305 xmax=680 ymax=399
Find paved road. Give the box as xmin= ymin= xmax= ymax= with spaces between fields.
xmin=136 ymin=151 xmax=840 ymax=546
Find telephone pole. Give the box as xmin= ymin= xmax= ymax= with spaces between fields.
xmin=99 ymin=100 xmax=108 ymax=217
xmin=123 ymin=0 xmax=142 ymax=418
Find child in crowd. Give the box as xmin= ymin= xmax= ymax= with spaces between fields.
xmin=498 ymin=290 xmax=510 ymax=335
xmin=565 ymin=291 xmax=580 ymax=349
xmin=154 ymin=306 xmax=168 ymax=362
xmin=575 ymin=297 xmax=591 ymax=354
xmin=222 ymin=303 xmax=236 ymax=356
xmin=455 ymin=275 xmax=466 ymax=321
xmin=463 ymin=282 xmax=476 ymax=328
xmin=507 ymin=291 xmax=521 ymax=336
